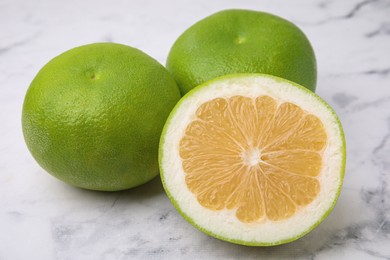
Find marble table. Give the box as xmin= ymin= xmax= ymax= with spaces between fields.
xmin=1 ymin=0 xmax=389 ymax=259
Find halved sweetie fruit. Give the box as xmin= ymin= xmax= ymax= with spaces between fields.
xmin=159 ymin=74 xmax=345 ymax=246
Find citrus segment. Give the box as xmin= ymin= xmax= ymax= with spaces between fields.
xmin=160 ymin=74 xmax=345 ymax=245
xmin=260 ymin=102 xmax=304 ymax=148
xmin=261 ymin=164 xmax=320 ymax=206
xmin=261 ymin=151 xmax=322 ymax=177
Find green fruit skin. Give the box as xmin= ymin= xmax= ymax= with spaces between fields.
xmin=166 ymin=9 xmax=317 ymax=95
xmin=22 ymin=43 xmax=181 ymax=191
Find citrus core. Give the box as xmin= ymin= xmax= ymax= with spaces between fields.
xmin=22 ymin=43 xmax=181 ymax=191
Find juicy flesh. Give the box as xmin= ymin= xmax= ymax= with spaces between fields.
xmin=179 ymin=96 xmax=327 ymax=223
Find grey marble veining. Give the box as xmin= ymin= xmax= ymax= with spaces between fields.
xmin=1 ymin=0 xmax=389 ymax=259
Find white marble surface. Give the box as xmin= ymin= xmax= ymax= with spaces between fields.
xmin=1 ymin=0 xmax=390 ymax=259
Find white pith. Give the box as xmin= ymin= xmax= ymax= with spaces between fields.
xmin=243 ymin=148 xmax=262 ymax=167
xmin=161 ymin=75 xmax=344 ymax=244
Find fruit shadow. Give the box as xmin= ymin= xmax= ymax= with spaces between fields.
xmin=62 ymin=173 xmax=165 ymax=205
xmin=119 ymin=175 xmax=165 ymax=199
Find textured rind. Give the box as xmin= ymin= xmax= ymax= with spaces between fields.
xmin=166 ymin=9 xmax=317 ymax=95
xmin=159 ymin=73 xmax=346 ymax=246
xmin=22 ymin=43 xmax=181 ymax=191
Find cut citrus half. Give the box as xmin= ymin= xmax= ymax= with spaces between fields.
xmin=159 ymin=74 xmax=346 ymax=246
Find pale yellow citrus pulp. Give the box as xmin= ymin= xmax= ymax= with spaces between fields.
xmin=179 ymin=95 xmax=327 ymax=223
